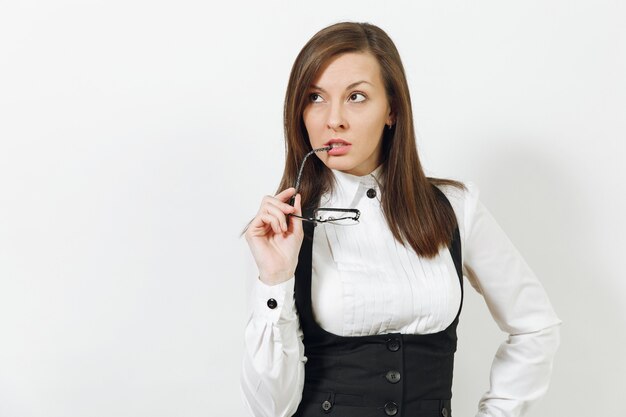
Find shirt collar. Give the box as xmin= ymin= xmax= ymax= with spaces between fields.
xmin=324 ymin=163 xmax=383 ymax=207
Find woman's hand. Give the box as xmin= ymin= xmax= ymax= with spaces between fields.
xmin=244 ymin=187 xmax=304 ymax=286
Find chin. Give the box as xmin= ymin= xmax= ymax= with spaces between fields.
xmin=319 ymin=156 xmax=355 ymax=171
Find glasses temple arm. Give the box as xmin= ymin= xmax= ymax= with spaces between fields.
xmin=288 ymin=146 xmax=331 ymax=206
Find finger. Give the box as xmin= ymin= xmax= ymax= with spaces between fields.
xmin=248 ymin=212 xmax=272 ymax=234
xmin=266 ymin=197 xmax=296 ymax=216
xmin=263 ymin=203 xmax=290 ymax=232
xmin=274 ymin=187 xmax=297 ymax=203
xmin=251 ymin=205 xmax=284 ymax=235
xmin=259 ymin=213 xmax=282 ymax=235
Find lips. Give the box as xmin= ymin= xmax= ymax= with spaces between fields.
xmin=324 ymin=138 xmax=352 ymax=147
xmin=325 ymin=138 xmax=352 ymax=156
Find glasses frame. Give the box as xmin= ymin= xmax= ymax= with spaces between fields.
xmin=289 ymin=207 xmax=361 ymax=225
xmin=287 ymin=146 xmax=361 ymax=226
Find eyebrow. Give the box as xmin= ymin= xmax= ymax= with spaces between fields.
xmin=309 ymin=80 xmax=373 ymax=92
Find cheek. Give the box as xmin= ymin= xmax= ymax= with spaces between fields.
xmin=303 ymin=111 xmax=323 ymax=135
xmin=357 ymin=113 xmax=386 ymax=151
xmin=358 ymin=110 xmax=386 ymax=135
xmin=368 ymin=110 xmax=387 ymax=132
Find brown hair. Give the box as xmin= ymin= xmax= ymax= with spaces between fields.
xmin=243 ymin=21 xmax=465 ymax=258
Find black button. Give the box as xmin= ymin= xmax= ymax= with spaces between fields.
xmin=321 ymin=400 xmax=332 ymax=412
xmin=387 ymin=338 xmax=400 ymax=352
xmin=366 ymin=188 xmax=377 ymax=198
xmin=267 ymin=298 xmax=277 ymax=309
xmin=384 ymin=401 xmax=398 ymax=416
xmin=385 ymin=370 xmax=401 ymax=384
xmin=441 ymin=407 xmax=449 ymax=417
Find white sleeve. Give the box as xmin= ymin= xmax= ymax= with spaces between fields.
xmin=239 ymin=273 xmax=307 ymax=417
xmin=460 ymin=182 xmax=563 ymax=417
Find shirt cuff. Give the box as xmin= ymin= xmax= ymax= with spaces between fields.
xmin=252 ymin=275 xmax=297 ymax=324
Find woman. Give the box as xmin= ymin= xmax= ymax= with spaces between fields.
xmin=240 ymin=21 xmax=561 ymax=417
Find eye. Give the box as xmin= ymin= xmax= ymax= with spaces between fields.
xmin=349 ymin=92 xmax=366 ymax=103
xmin=309 ymin=93 xmax=323 ymax=103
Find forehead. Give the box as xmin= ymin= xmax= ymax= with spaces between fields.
xmin=311 ymin=52 xmax=383 ymax=87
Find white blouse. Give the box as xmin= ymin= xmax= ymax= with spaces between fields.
xmin=240 ymin=165 xmax=562 ymax=417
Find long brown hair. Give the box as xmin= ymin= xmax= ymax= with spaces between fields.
xmin=244 ymin=21 xmax=465 ymax=258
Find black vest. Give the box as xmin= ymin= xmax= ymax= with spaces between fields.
xmin=292 ymin=187 xmax=464 ymax=417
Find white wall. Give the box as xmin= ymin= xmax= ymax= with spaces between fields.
xmin=0 ymin=1 xmax=624 ymax=416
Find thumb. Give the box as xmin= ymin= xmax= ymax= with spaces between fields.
xmin=291 ymin=193 xmax=304 ymax=235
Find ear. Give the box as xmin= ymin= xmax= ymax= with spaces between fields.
xmin=387 ymin=105 xmax=396 ymax=126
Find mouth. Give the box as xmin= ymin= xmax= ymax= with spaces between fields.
xmin=325 ymin=141 xmax=352 ymax=156
xmin=324 ymin=138 xmax=352 ymax=148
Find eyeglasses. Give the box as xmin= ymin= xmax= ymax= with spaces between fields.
xmin=287 ymin=146 xmax=361 ymax=226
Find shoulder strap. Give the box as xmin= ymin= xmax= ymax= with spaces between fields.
xmin=432 ymin=185 xmax=464 ymax=321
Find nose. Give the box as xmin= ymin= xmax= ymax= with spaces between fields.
xmin=326 ymin=102 xmax=348 ymax=131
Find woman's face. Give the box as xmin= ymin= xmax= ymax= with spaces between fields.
xmin=303 ymin=52 xmax=394 ymax=176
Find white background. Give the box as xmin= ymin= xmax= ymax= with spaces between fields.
xmin=1 ymin=1 xmax=624 ymax=416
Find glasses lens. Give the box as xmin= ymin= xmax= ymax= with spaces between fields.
xmin=314 ymin=210 xmax=359 ymax=226
xmin=325 ymin=217 xmax=359 ymax=226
